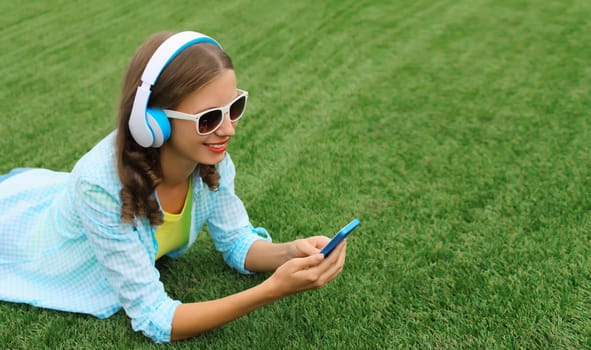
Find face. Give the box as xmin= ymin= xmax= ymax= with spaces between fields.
xmin=164 ymin=69 xmax=240 ymax=166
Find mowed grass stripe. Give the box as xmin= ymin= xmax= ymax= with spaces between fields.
xmin=0 ymin=2 xmax=118 ymax=80
xmin=232 ymin=0 xmax=457 ymax=206
xmin=354 ymin=1 xmax=588 ymax=247
xmin=342 ymin=0 xmax=591 ymax=219
xmin=236 ymin=0 xmax=507 ymax=229
xmin=385 ymin=3 xmax=591 ymax=346
xmin=401 ymin=0 xmax=591 ymax=231
xmin=243 ymin=0 xmax=503 ymax=239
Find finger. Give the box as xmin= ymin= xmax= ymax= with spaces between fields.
xmin=328 ymin=239 xmax=346 ymax=258
xmin=291 ymin=253 xmax=324 ymax=270
xmin=307 ymin=243 xmax=345 ymax=276
xmin=314 ymin=236 xmax=331 ymax=249
xmin=319 ymin=258 xmax=345 ymax=286
xmin=319 ymin=242 xmax=347 ymax=282
xmin=326 ymin=241 xmax=346 ymax=267
xmin=323 ymin=239 xmax=347 ymax=262
xmin=298 ymin=239 xmax=321 ymax=256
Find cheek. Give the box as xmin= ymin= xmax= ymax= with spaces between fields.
xmin=169 ymin=121 xmax=203 ymax=147
xmin=171 ymin=120 xmax=195 ymax=138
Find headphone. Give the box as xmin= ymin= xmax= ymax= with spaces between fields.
xmin=128 ymin=31 xmax=222 ymax=148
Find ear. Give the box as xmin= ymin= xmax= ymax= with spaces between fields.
xmin=146 ymin=108 xmax=171 ymax=147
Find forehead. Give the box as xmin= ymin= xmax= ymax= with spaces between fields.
xmin=176 ymin=69 xmax=237 ymax=113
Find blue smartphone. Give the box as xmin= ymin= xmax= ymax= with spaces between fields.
xmin=320 ymin=218 xmax=360 ymax=257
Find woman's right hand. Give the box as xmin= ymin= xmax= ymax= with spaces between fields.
xmin=262 ymin=240 xmax=347 ymax=299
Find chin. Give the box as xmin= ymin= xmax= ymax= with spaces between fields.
xmin=197 ymin=153 xmax=226 ymax=166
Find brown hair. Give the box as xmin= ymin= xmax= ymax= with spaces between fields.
xmin=115 ymin=32 xmax=233 ymax=226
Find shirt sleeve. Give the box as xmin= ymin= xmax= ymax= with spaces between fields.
xmin=74 ymin=177 xmax=180 ymax=343
xmin=206 ymin=155 xmax=272 ymax=274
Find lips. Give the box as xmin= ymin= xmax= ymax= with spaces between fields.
xmin=204 ymin=141 xmax=227 ymax=153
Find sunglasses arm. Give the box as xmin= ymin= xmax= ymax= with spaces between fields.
xmin=163 ymin=110 xmax=198 ymax=121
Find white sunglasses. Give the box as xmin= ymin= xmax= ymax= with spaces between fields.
xmin=164 ymin=89 xmax=248 ymax=135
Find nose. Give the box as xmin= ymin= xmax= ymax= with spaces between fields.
xmin=215 ymin=112 xmax=236 ymax=137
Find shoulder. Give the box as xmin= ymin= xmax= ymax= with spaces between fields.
xmin=70 ymin=130 xmax=121 ymax=196
xmin=216 ymin=153 xmax=236 ymax=187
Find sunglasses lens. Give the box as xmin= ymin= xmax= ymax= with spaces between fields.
xmin=198 ymin=110 xmax=223 ymax=134
xmin=229 ymin=96 xmax=247 ymax=121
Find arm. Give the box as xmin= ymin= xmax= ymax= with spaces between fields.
xmin=207 ymin=155 xmax=282 ymax=273
xmin=244 ymin=236 xmax=332 ymax=272
xmin=208 ymin=155 xmax=332 ymax=273
xmin=171 ymin=241 xmax=347 ymax=341
xmin=76 ymin=178 xmax=180 ymax=343
xmin=182 ymin=155 xmax=346 ymax=339
xmin=171 ymin=280 xmax=277 ymax=340
xmin=243 ymin=241 xmax=290 ymax=272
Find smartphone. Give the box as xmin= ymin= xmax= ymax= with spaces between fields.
xmin=320 ymin=218 xmax=360 ymax=257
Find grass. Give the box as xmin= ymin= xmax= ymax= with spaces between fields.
xmin=1 ymin=0 xmax=591 ymax=348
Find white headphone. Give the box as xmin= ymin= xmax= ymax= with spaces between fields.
xmin=128 ymin=31 xmax=222 ymax=148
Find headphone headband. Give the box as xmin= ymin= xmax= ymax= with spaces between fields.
xmin=141 ymin=31 xmax=221 ymax=86
xmin=129 ymin=31 xmax=223 ymax=148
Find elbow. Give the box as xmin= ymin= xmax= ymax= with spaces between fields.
xmin=128 ymin=299 xmax=182 ymax=344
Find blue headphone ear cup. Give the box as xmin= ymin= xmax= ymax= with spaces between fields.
xmin=145 ymin=108 xmax=171 ymax=147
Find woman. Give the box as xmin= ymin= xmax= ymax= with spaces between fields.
xmin=0 ymin=31 xmax=347 ymax=343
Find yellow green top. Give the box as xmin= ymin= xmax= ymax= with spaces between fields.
xmin=155 ymin=182 xmax=192 ymax=260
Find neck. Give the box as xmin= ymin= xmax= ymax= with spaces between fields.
xmin=159 ymin=145 xmax=197 ymax=187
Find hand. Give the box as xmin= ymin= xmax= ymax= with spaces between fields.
xmin=287 ymin=236 xmax=331 ymax=259
xmin=263 ymin=240 xmax=347 ymax=298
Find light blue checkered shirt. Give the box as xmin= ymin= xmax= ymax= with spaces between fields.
xmin=0 ymin=131 xmax=271 ymax=343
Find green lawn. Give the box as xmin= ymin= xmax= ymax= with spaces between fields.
xmin=1 ymin=0 xmax=591 ymax=348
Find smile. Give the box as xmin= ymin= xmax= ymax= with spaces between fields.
xmin=205 ymin=141 xmax=227 ymax=153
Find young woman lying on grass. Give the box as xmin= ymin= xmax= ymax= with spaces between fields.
xmin=0 ymin=31 xmax=347 ymax=343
